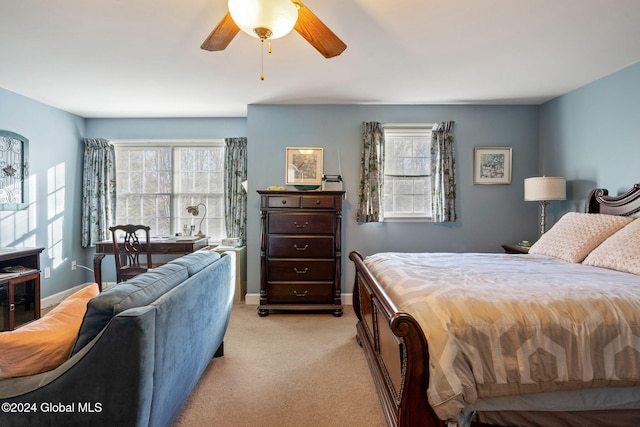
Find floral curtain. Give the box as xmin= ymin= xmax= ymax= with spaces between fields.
xmin=224 ymin=137 xmax=248 ymax=243
xmin=81 ymin=138 xmax=116 ymax=247
xmin=357 ymin=122 xmax=385 ymax=222
xmin=430 ymin=121 xmax=457 ymax=222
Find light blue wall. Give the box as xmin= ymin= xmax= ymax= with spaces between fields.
xmin=246 ymin=104 xmax=540 ymax=295
xmin=0 ymin=88 xmax=89 ymax=298
xmin=85 ymin=117 xmax=247 ymax=140
xmin=540 ymin=61 xmax=640 ymax=214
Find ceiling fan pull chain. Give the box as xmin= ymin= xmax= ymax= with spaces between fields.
xmin=260 ymin=39 xmax=265 ymax=81
xmin=269 ymin=38 xmax=273 ymax=54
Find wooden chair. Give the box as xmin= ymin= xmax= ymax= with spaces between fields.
xmin=109 ymin=224 xmax=159 ymax=283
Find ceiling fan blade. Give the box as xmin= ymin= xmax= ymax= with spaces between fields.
xmin=291 ymin=0 xmax=347 ymax=58
xmin=201 ymin=12 xmax=240 ymax=51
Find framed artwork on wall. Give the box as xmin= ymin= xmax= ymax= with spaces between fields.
xmin=473 ymin=146 xmax=512 ymax=184
xmin=285 ymin=147 xmax=323 ymax=186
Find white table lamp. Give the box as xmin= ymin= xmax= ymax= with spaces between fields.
xmin=524 ymin=176 xmax=566 ymax=235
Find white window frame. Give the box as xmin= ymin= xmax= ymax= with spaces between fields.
xmin=112 ymin=139 xmax=226 ymax=240
xmin=383 ymin=124 xmax=433 ymax=222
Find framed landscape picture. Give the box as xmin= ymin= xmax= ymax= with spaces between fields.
xmin=285 ymin=147 xmax=323 ymax=186
xmin=473 ymin=147 xmax=512 ymax=184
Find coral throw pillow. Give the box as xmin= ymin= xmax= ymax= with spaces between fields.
xmin=0 ymin=283 xmax=99 ymax=379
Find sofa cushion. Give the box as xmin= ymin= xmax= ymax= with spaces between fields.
xmin=168 ymin=248 xmax=220 ymax=276
xmin=71 ymin=263 xmax=188 ymax=355
xmin=0 ymin=284 xmax=99 ymax=379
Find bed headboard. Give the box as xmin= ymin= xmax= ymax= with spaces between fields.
xmin=586 ymin=183 xmax=640 ymax=217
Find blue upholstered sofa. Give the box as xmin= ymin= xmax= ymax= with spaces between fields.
xmin=0 ymin=249 xmax=234 ymax=427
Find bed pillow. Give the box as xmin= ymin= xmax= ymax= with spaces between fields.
xmin=528 ymin=212 xmax=633 ymax=263
xmin=0 ymin=284 xmax=99 ymax=379
xmin=583 ymin=219 xmax=640 ymax=274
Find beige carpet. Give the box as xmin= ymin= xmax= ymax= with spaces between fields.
xmin=172 ymin=304 xmax=387 ymax=427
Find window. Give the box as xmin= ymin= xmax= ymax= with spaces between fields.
xmin=383 ymin=125 xmax=432 ymax=221
xmin=113 ymin=140 xmax=226 ymax=241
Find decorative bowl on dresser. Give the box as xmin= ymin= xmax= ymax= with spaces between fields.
xmin=257 ymin=190 xmax=345 ymax=316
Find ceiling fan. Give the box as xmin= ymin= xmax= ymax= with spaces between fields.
xmin=200 ymin=0 xmax=347 ymax=59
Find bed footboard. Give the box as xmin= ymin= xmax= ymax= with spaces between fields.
xmin=350 ymin=251 xmax=442 ymax=427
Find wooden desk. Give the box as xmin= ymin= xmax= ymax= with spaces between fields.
xmin=94 ymin=237 xmax=208 ymax=290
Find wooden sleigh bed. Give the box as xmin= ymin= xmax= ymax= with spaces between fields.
xmin=350 ymin=184 xmax=640 ymax=427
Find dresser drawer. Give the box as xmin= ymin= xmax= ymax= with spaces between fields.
xmin=267 ymin=196 xmax=300 ymax=208
xmin=268 ymin=236 xmax=334 ymax=258
xmin=301 ymin=195 xmax=336 ymax=209
xmin=269 ymin=213 xmax=334 ymax=234
xmin=267 ymin=283 xmax=334 ymax=304
xmin=268 ymin=260 xmax=334 ymax=281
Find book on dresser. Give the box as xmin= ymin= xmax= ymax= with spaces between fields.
xmin=257 ymin=190 xmax=345 ymax=317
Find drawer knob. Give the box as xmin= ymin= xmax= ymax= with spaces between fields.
xmin=293 ymin=244 xmax=309 ymax=251
xmin=294 ymin=221 xmax=308 ymax=228
xmin=281 ymin=199 xmax=287 ymax=205
xmin=293 ymin=290 xmax=308 ymax=297
xmin=315 ymin=200 xmax=320 ymax=205
xmin=294 ymin=267 xmax=309 ymax=274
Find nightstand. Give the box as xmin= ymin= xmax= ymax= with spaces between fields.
xmin=502 ymin=244 xmax=530 ymax=254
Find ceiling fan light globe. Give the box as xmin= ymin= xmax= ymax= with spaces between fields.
xmin=228 ymin=0 xmax=298 ymax=39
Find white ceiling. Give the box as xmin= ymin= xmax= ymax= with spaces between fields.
xmin=1 ymin=0 xmax=640 ymax=118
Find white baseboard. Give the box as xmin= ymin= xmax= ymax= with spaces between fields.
xmin=245 ymin=293 xmax=260 ymax=305
xmin=41 ymin=282 xmax=94 ymax=309
xmin=245 ymin=293 xmax=353 ymax=306
xmin=41 ymin=281 xmax=116 ymax=309
xmin=342 ymin=293 xmax=353 ymax=306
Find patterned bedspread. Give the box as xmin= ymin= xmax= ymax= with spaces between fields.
xmin=364 ymin=252 xmax=640 ymax=421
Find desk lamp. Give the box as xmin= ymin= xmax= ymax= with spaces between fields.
xmin=186 ymin=203 xmax=207 ymax=238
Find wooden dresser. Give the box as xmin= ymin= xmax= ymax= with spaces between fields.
xmin=257 ymin=190 xmax=345 ymax=316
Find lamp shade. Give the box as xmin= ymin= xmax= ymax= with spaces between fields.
xmin=524 ymin=177 xmax=566 ymax=201
xmin=228 ymin=0 xmax=298 ymax=39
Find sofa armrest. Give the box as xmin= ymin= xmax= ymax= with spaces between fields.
xmin=0 ymin=306 xmax=156 ymax=427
